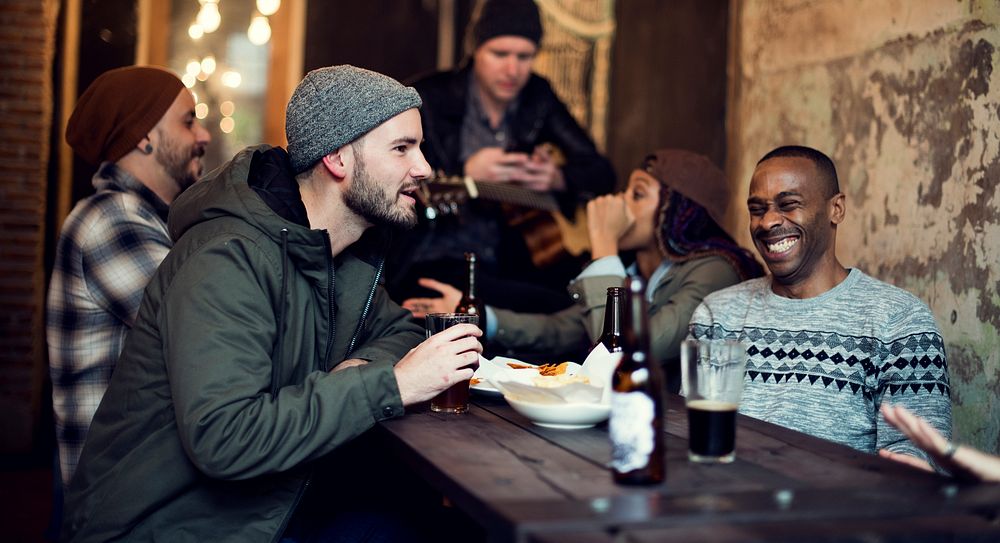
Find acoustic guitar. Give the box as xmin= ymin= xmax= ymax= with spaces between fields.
xmin=415 ymin=174 xmax=590 ymax=269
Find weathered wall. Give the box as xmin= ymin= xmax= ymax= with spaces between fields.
xmin=728 ymin=1 xmax=1000 ymax=453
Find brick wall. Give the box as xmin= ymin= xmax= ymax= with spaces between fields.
xmin=0 ymin=0 xmax=59 ymax=455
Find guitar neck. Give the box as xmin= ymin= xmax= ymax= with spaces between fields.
xmin=468 ymin=181 xmax=560 ymax=212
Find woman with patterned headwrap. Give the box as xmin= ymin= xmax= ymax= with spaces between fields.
xmin=403 ymin=149 xmax=762 ymax=392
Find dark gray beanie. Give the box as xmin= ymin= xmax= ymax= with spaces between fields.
xmin=285 ymin=65 xmax=422 ymax=174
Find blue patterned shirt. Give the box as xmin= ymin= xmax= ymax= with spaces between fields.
xmin=47 ymin=163 xmax=171 ymax=487
xmin=689 ymin=268 xmax=951 ymax=464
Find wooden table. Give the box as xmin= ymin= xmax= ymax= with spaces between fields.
xmin=377 ymin=394 xmax=1000 ymax=542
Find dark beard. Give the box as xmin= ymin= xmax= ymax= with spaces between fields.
xmin=343 ymin=150 xmax=417 ymax=229
xmin=154 ymin=131 xmax=202 ymax=193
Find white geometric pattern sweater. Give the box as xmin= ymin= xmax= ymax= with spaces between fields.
xmin=689 ymin=268 xmax=951 ymax=464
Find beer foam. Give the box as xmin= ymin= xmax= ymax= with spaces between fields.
xmin=687 ymin=399 xmax=738 ymax=411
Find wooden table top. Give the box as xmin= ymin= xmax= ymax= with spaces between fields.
xmin=377 ymin=393 xmax=1000 ymax=543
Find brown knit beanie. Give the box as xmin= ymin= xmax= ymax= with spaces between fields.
xmin=66 ymin=66 xmax=185 ymax=165
xmin=645 ymin=149 xmax=730 ymax=228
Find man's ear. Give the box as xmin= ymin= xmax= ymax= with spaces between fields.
xmin=137 ymin=134 xmax=153 ymax=154
xmin=829 ymin=192 xmax=846 ymax=225
xmin=320 ymin=147 xmax=350 ymax=180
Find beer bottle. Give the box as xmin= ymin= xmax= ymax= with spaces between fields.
xmin=596 ymin=287 xmax=624 ymax=353
xmin=609 ymin=276 xmax=665 ymax=485
xmin=455 ymin=252 xmax=486 ymax=329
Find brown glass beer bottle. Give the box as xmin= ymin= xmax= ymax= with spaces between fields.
xmin=610 ymin=276 xmax=665 ymax=485
xmin=455 ymin=252 xmax=485 ymax=329
xmin=596 ymin=287 xmax=624 ymax=353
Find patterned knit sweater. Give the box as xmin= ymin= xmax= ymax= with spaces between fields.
xmin=689 ymin=268 xmax=951 ymax=463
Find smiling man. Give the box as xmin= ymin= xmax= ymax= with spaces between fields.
xmin=387 ymin=0 xmax=615 ymax=315
xmin=688 ymin=145 xmax=952 ymax=469
xmin=62 ymin=65 xmax=483 ymax=542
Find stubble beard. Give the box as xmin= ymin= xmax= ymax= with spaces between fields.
xmin=154 ymin=129 xmax=202 ymax=193
xmin=343 ymin=149 xmax=417 ymax=230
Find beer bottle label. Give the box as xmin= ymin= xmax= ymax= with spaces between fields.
xmin=609 ymin=391 xmax=655 ymax=473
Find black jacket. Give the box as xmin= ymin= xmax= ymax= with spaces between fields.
xmin=386 ymin=66 xmax=615 ymax=297
xmin=413 ymin=65 xmax=615 ymax=212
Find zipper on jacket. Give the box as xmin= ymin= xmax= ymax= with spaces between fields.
xmin=322 ymin=235 xmax=336 ymax=371
xmin=270 ymin=476 xmax=310 ymax=543
xmin=346 ymin=255 xmax=385 ymax=356
xmin=271 ymin=229 xmax=289 ymax=396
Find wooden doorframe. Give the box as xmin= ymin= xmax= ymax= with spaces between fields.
xmin=134 ymin=0 xmax=307 ymax=147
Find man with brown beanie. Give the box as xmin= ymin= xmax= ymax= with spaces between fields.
xmin=62 ymin=65 xmax=482 ymax=543
xmin=387 ymin=0 xmax=615 ymax=316
xmin=47 ymin=65 xmax=210 ymax=490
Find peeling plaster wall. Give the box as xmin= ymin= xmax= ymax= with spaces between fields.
xmin=728 ymin=1 xmax=1000 ymax=454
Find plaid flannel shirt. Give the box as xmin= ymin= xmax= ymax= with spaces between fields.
xmin=47 ymin=163 xmax=171 ymax=487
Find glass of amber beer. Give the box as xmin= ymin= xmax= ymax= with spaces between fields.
xmin=680 ymin=339 xmax=746 ymax=463
xmin=426 ymin=313 xmax=480 ymax=413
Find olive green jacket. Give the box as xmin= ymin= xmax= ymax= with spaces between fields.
xmin=62 ymin=146 xmax=423 ymax=542
xmin=492 ymin=255 xmax=741 ymax=390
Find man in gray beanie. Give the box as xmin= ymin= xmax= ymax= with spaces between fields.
xmin=390 ymin=0 xmax=616 ymax=319
xmin=63 ymin=65 xmax=482 ymax=543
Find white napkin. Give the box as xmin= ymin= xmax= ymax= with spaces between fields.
xmin=477 ymin=345 xmax=622 ymax=405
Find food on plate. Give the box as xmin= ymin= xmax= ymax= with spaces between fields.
xmin=537 ymin=362 xmax=570 ymax=376
xmin=506 ymin=363 xmax=534 ymax=370
xmin=470 ymin=378 xmax=481 ymax=386
xmin=532 ymin=373 xmax=590 ymax=388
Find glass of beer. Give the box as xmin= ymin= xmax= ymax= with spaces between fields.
xmin=680 ymin=339 xmax=746 ymax=463
xmin=425 ymin=313 xmax=480 ymax=413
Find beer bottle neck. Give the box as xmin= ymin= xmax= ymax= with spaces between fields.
xmin=601 ymin=289 xmax=622 ymax=339
xmin=621 ymin=277 xmax=650 ymax=361
xmin=465 ymin=261 xmax=477 ymax=300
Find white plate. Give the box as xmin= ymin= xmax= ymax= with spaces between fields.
xmin=505 ymin=396 xmax=611 ymax=430
xmin=470 ymin=380 xmax=502 ymax=396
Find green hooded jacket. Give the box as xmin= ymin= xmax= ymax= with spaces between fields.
xmin=62 ymin=146 xmax=423 ymax=542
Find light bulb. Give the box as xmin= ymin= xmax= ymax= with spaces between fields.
xmin=197 ymin=2 xmax=221 ymax=33
xmin=256 ymin=0 xmax=281 ymax=17
xmin=247 ymin=15 xmax=271 ymax=46
xmin=221 ymin=71 xmax=242 ymax=88
xmin=188 ymin=23 xmax=204 ymax=40
xmin=201 ymin=55 xmax=216 ymax=75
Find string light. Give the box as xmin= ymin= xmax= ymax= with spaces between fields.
xmin=256 ymin=0 xmax=280 ymax=16
xmin=247 ymin=15 xmax=271 ymax=46
xmin=220 ymin=100 xmax=235 ymax=117
xmin=188 ymin=23 xmax=204 ymax=39
xmin=220 ymin=117 xmax=235 ymax=133
xmin=197 ymin=1 xmax=221 ymax=33
xmin=181 ymin=73 xmax=197 ymax=88
xmin=221 ymin=71 xmax=242 ymax=88
xmin=185 ymin=60 xmax=201 ymax=76
xmin=200 ymin=55 xmax=216 ymax=75
xmin=195 ymin=103 xmax=209 ymax=119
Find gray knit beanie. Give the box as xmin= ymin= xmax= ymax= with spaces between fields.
xmin=285 ymin=65 xmax=422 ymax=174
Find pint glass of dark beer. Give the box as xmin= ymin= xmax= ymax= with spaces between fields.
xmin=680 ymin=339 xmax=746 ymax=463
xmin=425 ymin=313 xmax=480 ymax=413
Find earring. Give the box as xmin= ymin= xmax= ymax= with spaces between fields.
xmin=144 ymin=143 xmax=153 ymax=154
